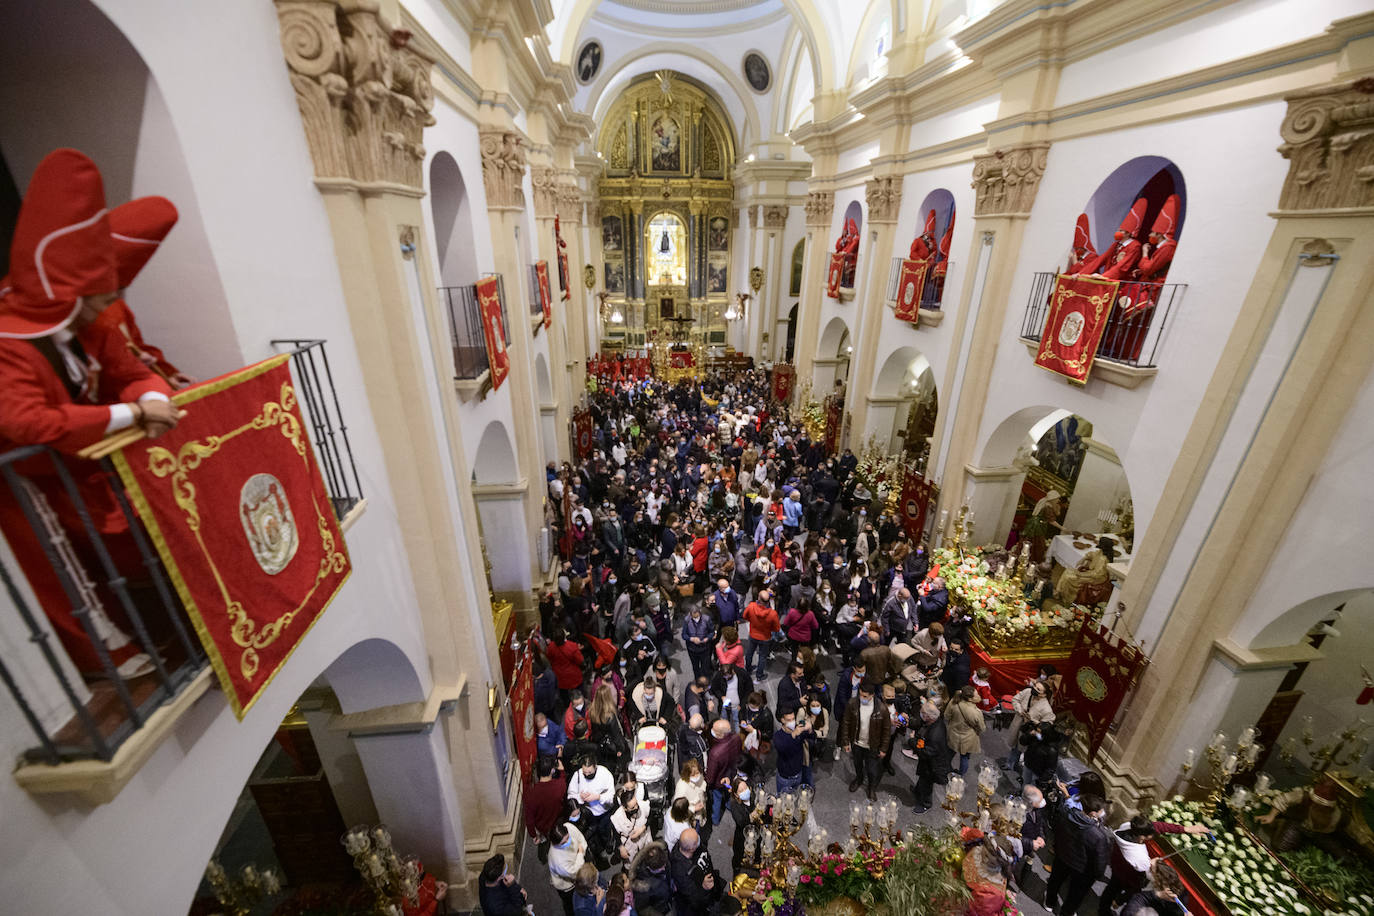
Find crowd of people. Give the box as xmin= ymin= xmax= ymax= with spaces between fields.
xmin=492 ymin=366 xmax=1201 ymax=916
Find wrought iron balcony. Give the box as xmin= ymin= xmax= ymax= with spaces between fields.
xmin=4 ymin=341 xmax=361 ymax=776
xmin=1019 ymin=271 xmax=1186 ymax=371
xmin=527 ymin=262 xmax=546 ymax=323
xmin=440 ymin=274 xmax=509 ymax=381
xmin=886 ymin=256 xmax=953 ymax=314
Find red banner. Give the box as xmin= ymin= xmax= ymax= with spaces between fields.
xmin=823 ymin=395 xmax=842 ymax=454
xmin=509 ymin=641 xmax=537 ymax=783
xmin=111 ymin=356 xmax=351 ymax=718
xmin=668 ymin=349 xmax=694 ymax=369
xmin=894 ymin=259 xmax=928 ymax=322
xmin=826 ymin=253 xmax=845 ymax=299
xmin=771 ymin=364 xmax=795 ymax=404
xmin=900 ymin=473 xmax=937 ymax=542
xmin=1059 ymin=621 xmax=1148 ymax=758
xmin=477 ymin=275 xmax=510 ymax=390
xmin=535 ymin=260 xmax=552 ymax=329
xmin=1034 ymin=274 xmax=1119 ymax=384
xmin=572 ymin=408 xmax=594 ymax=462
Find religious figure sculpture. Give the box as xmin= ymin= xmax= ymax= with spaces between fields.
xmin=1020 ymin=490 xmax=1064 ymax=563
xmin=1053 ymin=536 xmax=1115 ymax=606
xmin=1256 ymin=778 xmax=1349 ymax=856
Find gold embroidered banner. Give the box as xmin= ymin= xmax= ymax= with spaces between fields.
xmin=477 ymin=275 xmax=510 ymax=390
xmin=112 ymin=356 xmax=351 ymax=718
xmin=1034 ymin=274 xmax=1119 ymax=383
xmin=826 ymin=253 xmax=845 ymax=299
xmin=894 ymin=259 xmax=928 ymax=322
xmin=535 ymin=260 xmax=552 ymax=329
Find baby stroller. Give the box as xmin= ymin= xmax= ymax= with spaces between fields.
xmin=629 ymin=724 xmax=673 ymax=818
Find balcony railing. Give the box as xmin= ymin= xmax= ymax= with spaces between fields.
xmin=528 ymin=262 xmax=546 ymax=320
xmin=440 ymin=274 xmax=510 ymax=381
xmin=1019 ymin=271 xmax=1186 ymax=369
xmin=0 ymin=444 xmax=208 ymax=765
xmin=886 ymin=256 xmax=953 ymax=312
xmin=270 ymin=340 xmax=364 ymax=520
xmin=4 ymin=340 xmax=362 ymax=769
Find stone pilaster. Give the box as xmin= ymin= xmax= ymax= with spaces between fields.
xmin=1275 ymin=77 xmax=1374 ymax=211
xmin=969 ymin=143 xmax=1050 ymax=217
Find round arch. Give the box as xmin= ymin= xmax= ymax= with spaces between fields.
xmin=473 ymin=420 xmax=519 ymax=486
xmin=557 ymin=0 xmax=837 ymax=100
xmin=534 ymin=352 xmax=554 ymax=403
xmin=845 ymin=0 xmax=893 ymax=88
xmin=819 ymin=315 xmax=850 ymax=356
xmin=587 ymin=45 xmax=758 ymax=146
xmin=323 ymin=637 xmax=428 ymax=714
xmin=428 ymin=151 xmax=477 ymax=287
xmin=872 ymin=345 xmax=938 ymax=460
xmin=1080 ymin=155 xmax=1187 ymax=253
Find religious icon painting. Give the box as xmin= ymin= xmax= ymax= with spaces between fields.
xmin=743 ymin=52 xmax=771 ymax=93
xmin=575 ymin=40 xmax=602 ymax=84
xmin=604 ymin=259 xmax=625 ymax=293
xmin=708 ymin=260 xmax=728 ymax=294
xmin=650 ymin=115 xmax=681 ymax=172
xmin=708 ymin=216 xmax=730 ymax=251
xmin=602 ymin=215 xmax=623 ymax=251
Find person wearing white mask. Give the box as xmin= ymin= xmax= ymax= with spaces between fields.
xmin=547 ymin=821 xmax=588 ymax=916
xmin=611 ymin=786 xmax=653 ymax=864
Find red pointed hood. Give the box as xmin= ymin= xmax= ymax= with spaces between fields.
xmin=939 ymin=217 xmax=954 ymax=257
xmin=1114 ymin=197 xmax=1148 ymax=241
xmin=1150 ymin=194 xmax=1179 ymax=238
xmin=0 ymin=148 xmax=116 ymax=338
xmin=1073 ymin=213 xmax=1094 ymax=252
xmin=110 ymin=196 xmax=179 ymax=289
xmin=923 ymin=209 xmax=937 ymax=238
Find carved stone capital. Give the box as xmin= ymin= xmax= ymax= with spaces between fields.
xmin=804 ymin=190 xmax=834 ymax=227
xmin=763 ymin=205 xmax=789 ymax=229
xmin=275 ymin=0 xmax=435 ymax=191
xmin=747 ymin=204 xmax=760 ymax=229
xmin=970 ymin=143 xmax=1050 ymax=217
xmin=530 ymin=166 xmax=559 ymax=218
xmin=1277 ymin=78 xmax=1374 ymax=211
xmin=556 ymin=182 xmax=582 ymax=225
xmin=479 ymin=129 xmax=527 ymax=211
xmin=865 ymin=176 xmax=902 ymax=223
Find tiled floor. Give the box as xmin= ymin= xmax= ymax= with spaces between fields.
xmin=513 ymin=633 xmax=1087 ymax=916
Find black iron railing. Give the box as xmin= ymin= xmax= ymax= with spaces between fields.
xmin=270 ymin=340 xmax=364 ymax=520
xmin=528 ymin=262 xmax=547 ymax=320
xmin=0 ymin=445 xmax=208 ymax=764
xmin=1019 ymin=271 xmax=1186 ymax=370
xmin=440 ymin=274 xmax=510 ymax=381
xmin=886 ymin=256 xmax=953 ymax=312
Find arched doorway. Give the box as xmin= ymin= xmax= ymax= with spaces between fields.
xmin=472 ymin=421 xmax=533 ymax=595
xmin=976 ymin=407 xmax=1134 ymax=577
xmin=191 ymin=638 xmax=463 ymax=915
xmin=814 ymin=315 xmax=851 ymax=397
xmin=428 ymin=151 xmax=477 ymax=287
xmin=870 ymin=347 xmax=938 ymax=470
xmin=534 ymin=353 xmax=560 ymax=467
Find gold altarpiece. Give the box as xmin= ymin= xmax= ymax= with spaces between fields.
xmin=595 ymin=72 xmax=736 ymax=355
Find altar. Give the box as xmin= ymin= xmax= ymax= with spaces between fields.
xmin=1049 ymin=531 xmax=1132 ymax=569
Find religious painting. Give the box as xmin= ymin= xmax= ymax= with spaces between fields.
xmin=650 ymin=115 xmax=681 ymax=172
xmin=602 ymin=215 xmax=623 ymax=252
xmin=659 ymin=297 xmax=675 ymax=319
xmin=575 ymin=41 xmax=602 ymax=84
xmin=743 ymin=52 xmax=771 ymax=93
xmin=707 ymin=260 xmax=728 ymax=294
xmin=604 ymin=259 xmax=625 ymax=293
xmin=708 ymin=216 xmax=729 ymax=251
xmin=1034 ymin=415 xmax=1091 ymax=490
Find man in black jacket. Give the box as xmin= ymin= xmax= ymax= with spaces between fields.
xmin=941 ymin=638 xmax=972 ymax=694
xmin=908 ymin=701 xmax=950 ymax=812
xmin=709 ymin=664 xmax=753 ymax=725
xmin=669 ymin=828 xmax=723 ymax=914
xmin=1015 ymin=783 xmax=1052 ymax=885
xmin=1045 ymin=786 xmax=1111 ymax=916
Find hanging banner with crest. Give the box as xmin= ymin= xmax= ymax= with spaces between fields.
xmin=894 ymin=259 xmax=928 ymax=323
xmin=477 ymin=275 xmax=510 ymax=390
xmin=535 ymin=260 xmax=553 ymax=329
xmin=1034 ymin=274 xmax=1119 ymax=384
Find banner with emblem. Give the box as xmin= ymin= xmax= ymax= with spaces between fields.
xmin=1059 ymin=621 xmax=1148 ymax=758
xmin=894 ymin=259 xmax=928 ymax=322
xmin=110 ymin=355 xmax=351 ymax=718
xmin=771 ymin=364 xmax=795 ymax=404
xmin=1034 ymin=274 xmax=1119 ymax=384
xmin=823 ymin=395 xmax=842 ymax=454
xmin=508 ymin=640 xmax=538 ymax=782
xmin=477 ymin=275 xmax=510 ymax=390
xmin=535 ymin=260 xmax=553 ymax=329
xmin=826 ymin=253 xmax=845 ymax=299
xmin=572 ymin=408 xmax=594 ymax=463
xmin=900 ymin=472 xmax=938 ymax=542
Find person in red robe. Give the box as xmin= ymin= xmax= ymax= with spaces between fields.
xmin=1096 ymin=197 xmax=1148 ymax=281
xmin=1107 ymin=193 xmax=1181 ymax=360
xmin=1064 ymin=213 xmax=1097 ymax=275
xmin=909 ymin=209 xmax=937 ymax=262
xmin=1135 ymin=193 xmax=1178 ymax=283
xmin=88 ymin=195 xmax=195 ymax=389
xmin=0 ymin=149 xmax=180 ymax=676
xmin=931 ymin=212 xmax=955 ymax=305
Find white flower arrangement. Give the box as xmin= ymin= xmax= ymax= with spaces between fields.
xmin=1145 ymin=799 xmax=1373 ymax=916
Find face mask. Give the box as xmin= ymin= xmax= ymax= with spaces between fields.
xmin=739 ymin=788 xmax=751 ymax=803
xmin=568 ymin=814 xmax=580 ymax=824
xmin=692 ymin=775 xmax=703 ymax=785
xmin=644 ymin=692 xmax=656 ymax=703
xmin=782 ymin=720 xmax=795 ymax=731
xmin=810 ymin=706 xmax=821 ymax=715
xmin=574 ymin=702 xmax=584 ymax=711
xmin=861 ymin=698 xmax=873 ymax=707
xmin=1030 ymin=796 xmax=1046 ymax=809
xmin=539 ymin=726 xmax=548 ymax=737
xmin=853 ymin=675 xmax=861 ymax=686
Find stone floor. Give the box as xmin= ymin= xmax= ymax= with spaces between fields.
xmin=513 ymin=633 xmax=1087 ymax=916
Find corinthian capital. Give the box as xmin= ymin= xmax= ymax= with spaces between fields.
xmin=275 ymin=0 xmax=435 ymax=190
xmin=480 ymin=129 xmax=528 ymax=211
xmin=531 ymin=166 xmax=559 ymax=218
xmin=970 ymin=143 xmax=1050 ymax=217
xmin=865 ymin=176 xmax=901 ymax=224
xmin=804 ymin=190 xmax=834 ymax=227
xmin=1277 ymin=78 xmax=1374 ymax=211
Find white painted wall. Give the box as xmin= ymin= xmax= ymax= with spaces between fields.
xmin=1061 ymin=442 xmax=1129 ymax=533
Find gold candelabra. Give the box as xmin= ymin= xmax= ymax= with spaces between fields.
xmin=1180 ymin=727 xmax=1263 ymax=816
xmin=341 ymin=825 xmax=423 ymax=916
xmin=940 ymin=761 xmax=1030 ymax=838
xmin=949 ymin=504 xmax=974 ymax=553
xmin=1279 ymin=715 xmax=1372 ymax=786
xmin=204 ymin=860 xmax=282 ymax=916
